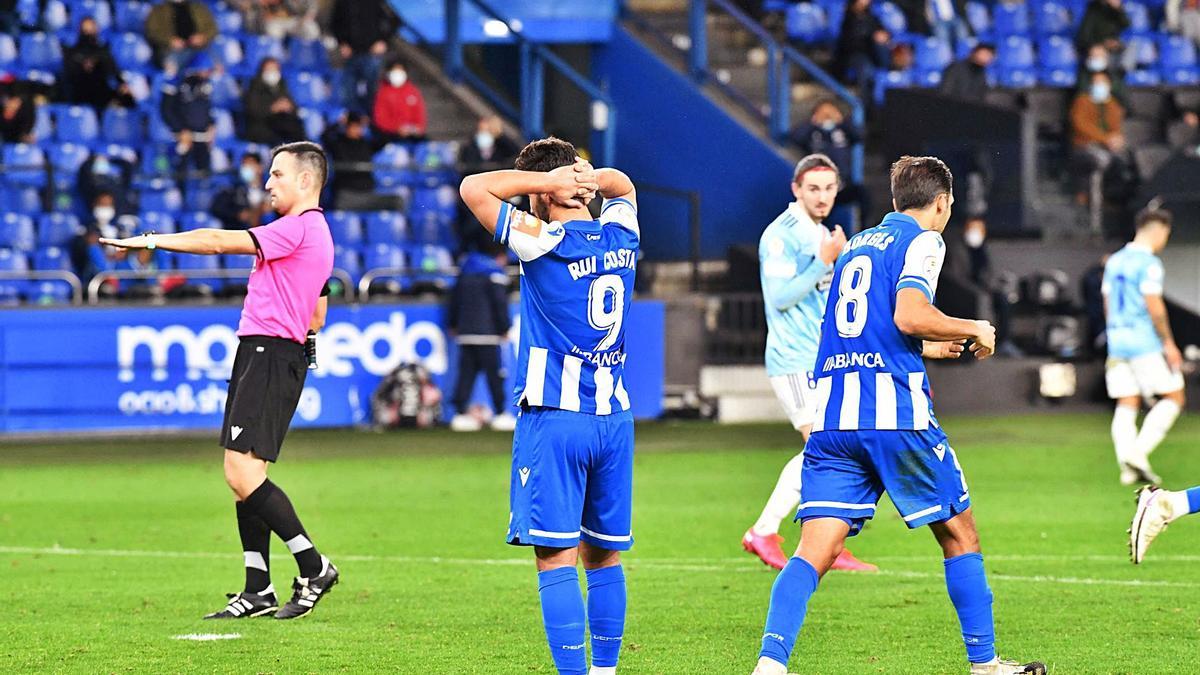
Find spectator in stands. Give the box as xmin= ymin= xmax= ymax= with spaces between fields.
xmin=145 ymin=0 xmax=218 ymax=74
xmin=939 ymin=42 xmax=995 ymax=100
xmin=959 ymin=215 xmax=1020 ymax=356
xmin=160 ymin=50 xmax=215 ymax=176
xmin=459 ymin=115 xmax=520 ymax=176
xmin=241 ymin=57 xmax=306 ymax=146
xmin=331 ymin=0 xmax=399 ymax=114
xmin=78 ymin=149 xmax=135 ymax=216
xmin=0 ymin=1 xmax=17 ymax=35
xmin=832 ymin=0 xmax=892 ymax=100
xmin=889 ymin=42 xmax=915 ymax=72
xmin=1070 ymin=70 xmax=1135 ymax=202
xmin=233 ymin=0 xmax=319 ymax=41
xmin=1077 ymin=43 xmax=1129 ymax=108
xmin=1167 ymin=0 xmax=1200 ymax=49
xmin=212 ymin=153 xmax=268 ymax=230
xmin=1176 ymin=107 xmax=1199 ymax=147
xmin=0 ymin=89 xmax=34 ymax=143
xmin=71 ymin=191 xmax=125 ymax=286
xmin=790 ymin=100 xmax=869 ymax=227
xmin=1076 ymin=0 xmax=1132 ymax=70
xmin=447 ymin=241 xmax=515 ymax=432
xmin=372 ymin=60 xmax=427 ymax=142
xmin=63 ymin=17 xmax=133 ymax=113
xmin=320 ymin=111 xmax=381 ymax=209
xmin=895 ymin=0 xmax=972 ymax=53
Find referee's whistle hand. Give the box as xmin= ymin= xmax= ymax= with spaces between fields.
xmin=99 ymin=236 xmax=148 ymax=249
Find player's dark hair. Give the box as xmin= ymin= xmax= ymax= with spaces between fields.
xmin=890 ymin=155 xmax=953 ymax=211
xmin=514 ymin=137 xmax=578 ymax=173
xmin=1135 ymin=207 xmax=1172 ymax=230
xmin=793 ymin=153 xmax=839 ymax=185
xmin=271 ymin=141 xmax=327 ymax=188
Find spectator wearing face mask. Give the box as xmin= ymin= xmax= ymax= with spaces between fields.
xmin=320 ymin=111 xmax=385 ymax=210
xmin=939 ymin=42 xmax=996 ymax=100
xmin=1076 ymin=0 xmax=1133 ymax=70
xmin=241 ymin=57 xmax=306 ymax=146
xmin=1070 ymin=70 xmax=1136 ymax=202
xmin=234 ymin=0 xmax=320 ymax=41
xmin=372 ymin=61 xmax=426 ymax=142
xmin=957 ymin=216 xmax=1021 ymax=356
xmin=78 ymin=148 xmax=135 ymax=216
xmin=212 ymin=153 xmax=268 ymax=230
xmin=790 ymin=100 xmax=870 ymax=229
xmin=1167 ymin=0 xmax=1200 ymax=50
xmin=63 ymin=17 xmax=133 ymax=113
xmin=458 ymin=115 xmax=520 ymax=176
xmin=72 ymin=191 xmax=129 ymax=286
xmin=145 ymin=0 xmax=218 ymax=74
xmin=1077 ymin=43 xmax=1129 ymax=108
xmin=331 ymin=0 xmax=399 ymax=114
xmin=160 ymin=50 xmax=216 ymax=177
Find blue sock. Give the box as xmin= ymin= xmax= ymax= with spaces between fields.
xmin=758 ymin=556 xmax=820 ymax=667
xmin=538 ymin=567 xmax=587 ymax=675
xmin=1186 ymin=486 xmax=1200 ymax=515
xmin=944 ymin=552 xmax=996 ymax=664
xmin=585 ymin=565 xmax=626 ymax=668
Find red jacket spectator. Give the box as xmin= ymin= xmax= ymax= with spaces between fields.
xmin=372 ymin=64 xmax=426 ymax=140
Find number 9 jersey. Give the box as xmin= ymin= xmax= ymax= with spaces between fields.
xmin=495 ymin=197 xmax=640 ymax=415
xmin=811 ymin=212 xmax=946 ymax=432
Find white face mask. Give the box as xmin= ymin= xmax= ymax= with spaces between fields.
xmin=475 ymin=131 xmax=494 ymax=151
xmin=93 ymin=205 xmax=115 ymax=224
xmin=262 ymin=69 xmax=281 ymax=87
xmin=1090 ymin=82 xmax=1111 ymax=103
xmin=239 ymin=165 xmax=257 ymax=185
xmin=1086 ymin=56 xmax=1108 ymax=72
xmin=964 ymin=229 xmax=985 ymax=249
xmin=388 ymin=69 xmax=407 ymax=87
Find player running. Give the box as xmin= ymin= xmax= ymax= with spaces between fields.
xmin=460 ymin=138 xmax=637 ymax=675
xmin=750 ymin=156 xmax=1045 ymax=675
xmin=1130 ymin=484 xmax=1200 ymax=563
xmin=1102 ymin=207 xmax=1184 ymax=486
xmin=742 ymin=153 xmax=876 ymax=573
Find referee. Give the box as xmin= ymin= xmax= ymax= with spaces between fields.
xmin=102 ymin=142 xmax=339 ymax=620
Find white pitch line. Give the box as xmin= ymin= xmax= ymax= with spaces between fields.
xmin=3 ymin=545 xmax=1199 ymax=588
xmin=172 ymin=633 xmax=242 ymax=642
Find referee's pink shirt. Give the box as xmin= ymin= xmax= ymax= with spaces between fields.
xmin=238 ymin=208 xmax=334 ymax=344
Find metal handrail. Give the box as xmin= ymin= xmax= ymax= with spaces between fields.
xmin=0 ymin=270 xmax=83 ymax=305
xmin=86 ymin=267 xmax=356 ymax=305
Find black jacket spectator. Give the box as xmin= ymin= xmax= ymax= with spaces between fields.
xmin=447 ymin=251 xmax=511 ymax=341
xmin=458 ymin=116 xmax=520 ymax=176
xmin=212 ymin=155 xmax=268 ymax=230
xmin=161 ymin=73 xmax=213 ymax=134
xmin=77 ymin=151 xmax=135 ymax=215
xmin=1076 ymin=0 xmax=1131 ymax=52
xmin=241 ymin=58 xmax=305 ymax=145
xmin=320 ymin=112 xmax=379 ymax=201
xmin=939 ymin=45 xmax=995 ymax=100
xmin=833 ymin=0 xmax=890 ymax=84
xmin=63 ymin=18 xmax=131 ymax=112
xmin=0 ymin=92 xmax=34 ymax=143
xmin=792 ymin=123 xmax=860 ymax=177
xmin=330 ymin=0 xmax=399 ymax=56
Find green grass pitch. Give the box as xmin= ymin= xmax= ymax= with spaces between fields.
xmin=1 ymin=414 xmax=1198 ymax=673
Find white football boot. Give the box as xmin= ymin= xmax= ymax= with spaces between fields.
xmin=969 ymin=658 xmax=1047 ymax=674
xmin=1130 ymin=486 xmax=1176 ymax=564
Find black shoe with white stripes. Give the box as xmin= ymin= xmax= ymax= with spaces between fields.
xmin=275 ymin=556 xmax=339 ymax=620
xmin=203 ymin=588 xmax=279 ymax=619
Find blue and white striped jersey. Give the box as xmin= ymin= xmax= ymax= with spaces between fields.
xmin=1102 ymin=242 xmax=1165 ymax=359
xmin=811 ymin=212 xmax=946 ymax=432
xmin=495 ymin=198 xmax=639 ymax=415
xmin=760 ymin=202 xmax=834 ymax=377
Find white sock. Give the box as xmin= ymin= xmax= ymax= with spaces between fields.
xmin=1166 ymin=490 xmax=1191 ymax=523
xmin=1134 ymin=399 xmax=1181 ymax=458
xmin=1111 ymin=405 xmax=1139 ymax=466
xmin=589 ymin=667 xmax=617 ymax=675
xmin=752 ymin=453 xmax=805 ymax=536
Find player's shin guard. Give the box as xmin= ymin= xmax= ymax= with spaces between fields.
xmin=944 ymin=552 xmax=996 ymax=664
xmin=538 ymin=567 xmax=588 ymax=675
xmin=1134 ymin=399 xmax=1180 ymax=458
xmin=235 ymin=501 xmax=271 ymax=593
xmin=585 ymin=565 xmax=625 ymax=669
xmin=759 ymin=556 xmax=820 ymax=667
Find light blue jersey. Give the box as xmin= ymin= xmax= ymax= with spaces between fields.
xmin=1103 ymin=242 xmax=1165 ymax=359
xmin=760 ymin=203 xmax=834 ymax=377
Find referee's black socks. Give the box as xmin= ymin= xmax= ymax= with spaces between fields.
xmin=244 ymin=479 xmax=324 ymax=579
xmin=235 ymin=501 xmax=272 ymax=594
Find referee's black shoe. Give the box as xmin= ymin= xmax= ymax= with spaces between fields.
xmin=203 ymin=588 xmax=279 ymax=619
xmin=275 ymin=556 xmax=339 ymax=620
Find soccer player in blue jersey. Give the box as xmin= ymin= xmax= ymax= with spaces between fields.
xmin=1102 ymin=208 xmax=1184 ymax=486
xmin=742 ymin=153 xmax=877 ymax=573
xmin=750 ymin=156 xmax=1045 ymax=675
xmin=459 ymin=137 xmax=637 ymax=675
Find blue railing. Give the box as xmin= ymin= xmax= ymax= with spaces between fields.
xmin=684 ymin=0 xmax=864 ymax=183
xmin=406 ymin=0 xmax=617 ymax=166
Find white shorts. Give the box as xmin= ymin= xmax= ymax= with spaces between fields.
xmin=1106 ymin=352 xmax=1185 ymax=399
xmin=770 ymin=372 xmax=817 ymax=431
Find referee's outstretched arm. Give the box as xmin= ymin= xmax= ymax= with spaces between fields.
xmin=99 ymin=228 xmax=256 ymax=255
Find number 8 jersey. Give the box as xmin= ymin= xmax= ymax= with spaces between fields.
xmin=495 ymin=198 xmax=640 ymax=415
xmin=811 ymin=212 xmax=947 ymax=432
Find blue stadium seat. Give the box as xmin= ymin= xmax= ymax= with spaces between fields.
xmin=113 ymin=0 xmax=151 ymax=33
xmin=212 ymin=108 xmax=236 ymax=142
xmin=139 ymin=183 xmax=183 ymax=214
xmin=873 ymin=1 xmax=907 ymax=36
xmin=289 ymin=39 xmax=329 ymax=71
xmin=406 ymin=243 xmax=455 ymax=289
xmin=365 ymin=211 xmax=408 ymax=243
xmin=0 ymin=34 xmax=16 ymax=67
xmin=996 ymin=66 xmax=1037 ymax=88
xmin=914 ymin=69 xmax=942 ymax=87
xmin=148 ymin=112 xmax=177 ymax=143
xmin=1126 ymin=69 xmax=1162 ymax=86
xmin=240 ymin=35 xmax=286 ymax=76
xmin=965 ymin=1 xmax=990 ymax=35
xmin=32 ymin=105 xmax=52 ymax=139
xmin=410 ymin=185 xmax=458 ymax=226
xmin=1123 ymin=2 xmax=1150 ymax=34
xmin=73 ymin=0 xmax=113 ymax=31
xmin=815 ymin=0 xmax=844 ymax=42
xmin=914 ymin=37 xmax=953 ymax=75
xmin=1127 ymin=35 xmax=1158 ymax=69
xmin=183 ymin=180 xmax=221 ymax=212
xmin=785 ymin=3 xmax=826 ymax=44
xmin=1159 ymin=35 xmax=1198 ymax=84
xmin=297 ymin=107 xmax=325 ymax=140
xmin=998 ymin=35 xmax=1035 ymax=69
xmin=19 ymin=33 xmax=62 ymax=71
xmin=326 ymin=211 xmax=364 ymax=247
xmin=874 ymin=69 xmax=913 ymax=105
xmin=138 ymin=143 xmax=175 ymax=179
xmin=0 ymin=213 xmax=35 ymax=250
xmin=0 ymin=248 xmax=28 ymax=304
xmin=180 ymin=212 xmax=219 ymax=231
xmin=111 ymin=32 xmax=153 ymax=73
xmin=17 ymin=0 xmax=40 ymax=28
xmin=102 ymin=107 xmax=144 ymax=146
xmin=210 ymin=34 xmax=245 ymax=75
xmin=222 ymin=253 xmax=255 ymax=271
xmin=175 ymin=252 xmax=222 ymax=293
xmin=992 ymin=2 xmax=1029 ymax=35
xmin=373 ymin=143 xmax=414 ymax=190
xmin=1034 ymin=1 xmax=1073 ymax=35
xmin=37 ymin=213 xmax=80 ymax=247
xmin=210 ymin=71 xmax=243 ymax=111
xmin=1039 ymin=36 xmax=1078 ymax=84
xmin=42 ymin=0 xmax=68 ymax=32
xmin=30 ymin=245 xmax=74 ymax=305
xmin=214 ymin=5 xmax=243 ymax=33
xmin=0 ymin=186 xmax=43 ymax=216
xmin=288 ymin=72 xmax=332 ymax=109
xmin=363 ymin=243 xmax=406 ymax=274
xmin=48 ymin=143 xmax=90 ymax=185
xmin=54 ymin=105 xmax=100 ymax=144
xmin=138 ymin=211 xmax=178 ymax=234
xmin=33 ymin=245 xmax=70 ymax=271
xmin=333 ymin=246 xmax=362 ymax=283
xmin=4 ymin=143 xmax=47 ymax=188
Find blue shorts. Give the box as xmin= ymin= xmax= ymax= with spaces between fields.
xmin=796 ymin=428 xmax=971 ymax=536
xmin=506 ymin=407 xmax=635 ymax=551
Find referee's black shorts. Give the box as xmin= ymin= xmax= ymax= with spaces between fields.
xmin=220 ymin=335 xmax=307 ymax=462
